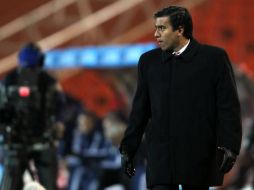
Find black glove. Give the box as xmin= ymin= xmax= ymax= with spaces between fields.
xmin=217 ymin=147 xmax=237 ymax=173
xmin=121 ymin=151 xmax=135 ymax=178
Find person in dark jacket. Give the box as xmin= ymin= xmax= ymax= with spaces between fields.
xmin=119 ymin=6 xmax=242 ymax=190
xmin=0 ymin=42 xmax=64 ymax=190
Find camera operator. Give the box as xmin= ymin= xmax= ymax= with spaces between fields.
xmin=0 ymin=42 xmax=64 ymax=190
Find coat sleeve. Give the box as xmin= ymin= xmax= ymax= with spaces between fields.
xmin=119 ymin=54 xmax=151 ymax=158
xmin=215 ymin=49 xmax=242 ymax=154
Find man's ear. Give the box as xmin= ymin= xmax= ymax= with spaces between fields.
xmin=177 ymin=26 xmax=184 ymax=36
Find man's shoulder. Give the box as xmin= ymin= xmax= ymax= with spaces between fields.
xmin=138 ymin=48 xmax=161 ymax=69
xmin=201 ymin=44 xmax=226 ymax=56
xmin=140 ymin=48 xmax=161 ymax=59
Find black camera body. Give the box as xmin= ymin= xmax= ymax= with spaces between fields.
xmin=0 ymin=68 xmax=56 ymax=145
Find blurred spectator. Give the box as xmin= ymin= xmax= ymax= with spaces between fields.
xmin=101 ymin=111 xmax=147 ymax=190
xmin=102 ymin=111 xmax=126 ymax=146
xmin=224 ymin=118 xmax=254 ymax=190
xmin=99 ymin=111 xmax=127 ymax=189
xmin=61 ymin=110 xmax=108 ymax=190
xmin=57 ymin=94 xmax=83 ymax=157
xmin=222 ymin=67 xmax=254 ymax=190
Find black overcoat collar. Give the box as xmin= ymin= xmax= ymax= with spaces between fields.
xmin=161 ymin=38 xmax=201 ymax=63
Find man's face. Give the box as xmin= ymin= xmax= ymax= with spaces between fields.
xmin=77 ymin=114 xmax=94 ymax=134
xmin=154 ymin=16 xmax=180 ymax=51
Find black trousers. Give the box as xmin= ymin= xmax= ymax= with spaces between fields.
xmin=151 ymin=184 xmax=209 ymax=190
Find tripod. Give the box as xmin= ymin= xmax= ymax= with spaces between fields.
xmin=0 ymin=142 xmax=50 ymax=190
xmin=1 ymin=144 xmax=27 ymax=190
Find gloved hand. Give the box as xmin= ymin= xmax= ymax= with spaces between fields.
xmin=217 ymin=147 xmax=237 ymax=173
xmin=121 ymin=151 xmax=135 ymax=178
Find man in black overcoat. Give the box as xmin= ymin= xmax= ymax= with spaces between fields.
xmin=119 ymin=6 xmax=242 ymax=190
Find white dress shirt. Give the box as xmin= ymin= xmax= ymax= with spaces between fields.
xmin=172 ymin=39 xmax=190 ymax=56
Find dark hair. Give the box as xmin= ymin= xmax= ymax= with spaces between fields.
xmin=154 ymin=6 xmax=193 ymax=39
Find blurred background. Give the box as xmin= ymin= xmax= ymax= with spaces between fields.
xmin=0 ymin=0 xmax=254 ymax=190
